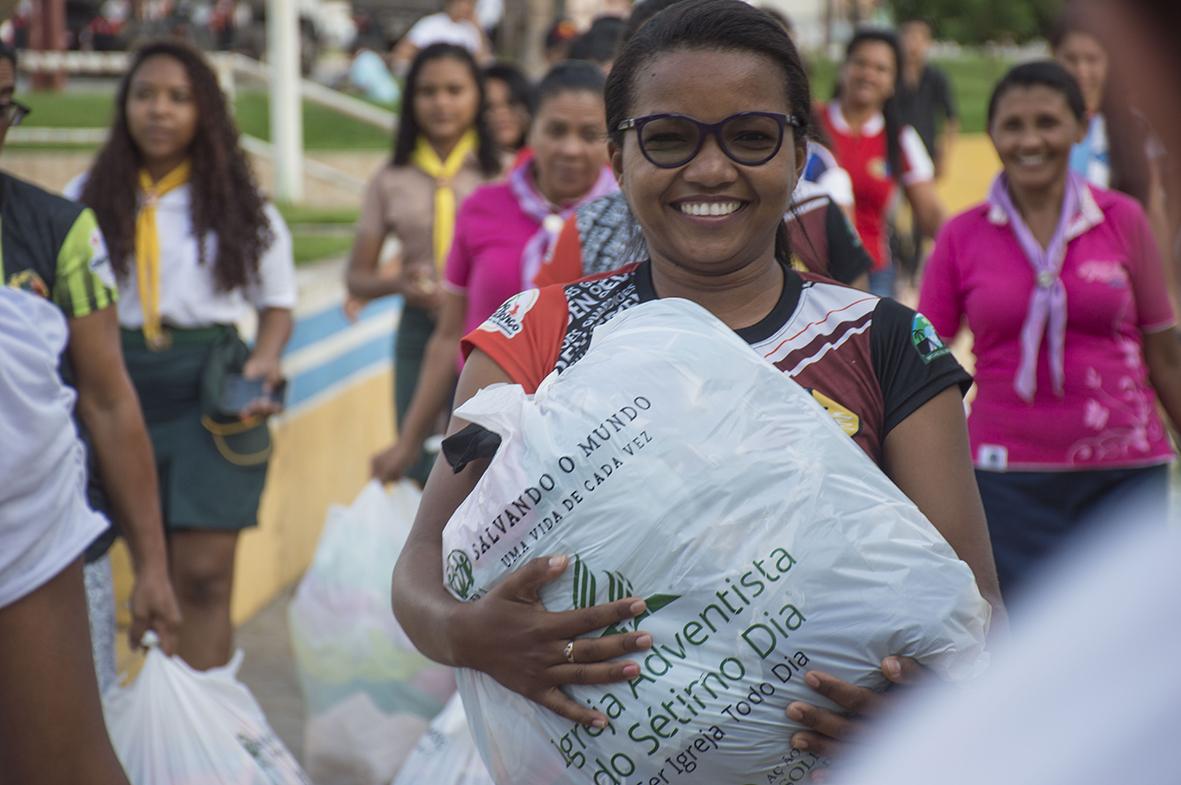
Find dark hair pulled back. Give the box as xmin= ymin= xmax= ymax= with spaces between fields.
xmin=605 ymin=0 xmax=811 ymax=267
xmin=392 ymin=43 xmax=502 ymax=177
xmin=536 ymin=59 xmax=607 ymax=112
xmin=987 ymin=60 xmax=1087 ymax=127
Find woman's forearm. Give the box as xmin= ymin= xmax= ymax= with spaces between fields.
xmin=1145 ymin=329 xmax=1181 ymax=433
xmin=251 ymin=308 xmax=293 ymax=366
xmin=392 ymin=530 xmax=467 ymax=665
xmin=346 ymin=265 xmax=403 ymax=300
xmin=77 ymin=391 xmax=167 ymax=575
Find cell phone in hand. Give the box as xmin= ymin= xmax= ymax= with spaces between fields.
xmin=219 ymin=373 xmax=287 ymax=415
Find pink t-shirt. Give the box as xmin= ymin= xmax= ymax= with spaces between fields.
xmin=919 ymin=184 xmax=1175 ymax=471
xmin=443 ymin=181 xmax=542 ymax=337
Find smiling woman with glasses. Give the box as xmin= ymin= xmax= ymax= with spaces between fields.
xmin=390 ymin=0 xmax=1003 ymax=769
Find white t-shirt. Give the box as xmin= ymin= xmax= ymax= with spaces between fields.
xmin=405 ymin=12 xmax=483 ymax=54
xmin=0 ymin=289 xmax=108 ymax=608
xmin=65 ymin=175 xmax=297 ymax=329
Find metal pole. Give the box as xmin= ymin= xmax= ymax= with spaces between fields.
xmin=30 ymin=0 xmax=67 ymax=91
xmin=267 ymin=0 xmax=303 ymax=203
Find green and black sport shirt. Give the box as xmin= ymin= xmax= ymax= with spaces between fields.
xmin=0 ymin=170 xmax=117 ymax=318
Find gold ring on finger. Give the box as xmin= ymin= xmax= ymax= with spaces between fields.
xmin=564 ymin=639 xmax=576 ymax=664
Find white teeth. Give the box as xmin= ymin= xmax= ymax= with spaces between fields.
xmin=1016 ymin=154 xmax=1046 ymax=166
xmin=678 ymin=201 xmax=741 ymax=217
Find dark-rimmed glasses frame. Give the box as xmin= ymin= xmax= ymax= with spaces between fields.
xmin=616 ymin=111 xmax=803 ymax=169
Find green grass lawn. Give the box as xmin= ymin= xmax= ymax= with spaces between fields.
xmin=291 ymin=232 xmax=354 ymax=265
xmin=276 ymin=202 xmax=361 ymax=226
xmin=17 ymin=89 xmax=392 ymax=150
xmin=809 ymin=54 xmax=1012 ymax=134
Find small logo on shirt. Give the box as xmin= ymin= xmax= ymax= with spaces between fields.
xmin=809 ymin=389 xmax=861 ymax=436
xmin=977 ymin=444 xmax=1008 ymax=471
xmin=6 ymin=270 xmax=49 ymax=299
xmin=1077 ymin=259 xmax=1129 ymax=288
xmin=911 ymin=313 xmax=950 ymax=364
xmin=479 ymin=289 xmax=540 ymax=339
xmin=87 ymin=228 xmax=116 ymax=288
xmin=869 ymin=156 xmax=889 ymax=180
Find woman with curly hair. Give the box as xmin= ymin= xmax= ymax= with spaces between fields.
xmin=67 ymin=39 xmax=296 ymax=670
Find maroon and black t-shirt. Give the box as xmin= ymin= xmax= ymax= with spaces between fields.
xmin=463 ymin=263 xmax=970 ymax=466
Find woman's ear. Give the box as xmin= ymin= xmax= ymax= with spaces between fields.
xmin=609 ymin=140 xmax=624 ymax=187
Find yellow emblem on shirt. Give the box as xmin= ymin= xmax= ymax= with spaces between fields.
xmin=810 ymin=390 xmax=861 ymax=436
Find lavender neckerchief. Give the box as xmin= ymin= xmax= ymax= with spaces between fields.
xmin=510 ymin=162 xmax=618 ymax=288
xmin=988 ymin=172 xmax=1084 ymax=402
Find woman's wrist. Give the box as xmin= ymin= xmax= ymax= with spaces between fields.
xmin=442 ymin=598 xmax=474 ymax=668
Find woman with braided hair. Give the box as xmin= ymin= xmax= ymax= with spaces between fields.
xmin=68 ymin=38 xmax=296 ymax=670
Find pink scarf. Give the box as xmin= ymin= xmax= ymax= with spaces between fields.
xmin=510 ymin=162 xmax=618 ymax=288
xmin=988 ymin=172 xmax=1083 ymax=403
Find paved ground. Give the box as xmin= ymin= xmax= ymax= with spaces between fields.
xmin=237 ymin=585 xmax=307 ymax=765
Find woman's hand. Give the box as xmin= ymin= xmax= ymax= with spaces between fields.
xmin=128 ymin=565 xmax=182 ymax=655
xmin=786 ymin=656 xmax=926 ymax=758
xmin=452 ymin=554 xmax=655 ymax=727
xmin=240 ymin=353 xmax=285 ymax=419
xmin=371 ymin=439 xmax=422 ymax=483
xmin=400 ymin=264 xmax=442 ymax=311
xmin=343 ymin=295 xmax=369 ymax=322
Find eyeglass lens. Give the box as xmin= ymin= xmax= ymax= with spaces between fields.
xmin=639 ymin=114 xmax=784 ymax=167
xmin=1 ymin=103 xmax=27 ymax=127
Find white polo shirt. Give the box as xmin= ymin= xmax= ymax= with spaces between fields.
xmin=0 ymin=289 xmax=108 ymax=608
xmin=65 ymin=175 xmax=297 ymax=329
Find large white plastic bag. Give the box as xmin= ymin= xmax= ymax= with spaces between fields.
xmin=290 ymin=481 xmax=455 ymax=785
xmin=441 ymin=298 xmax=991 ymax=785
xmin=390 ymin=694 xmax=495 ymax=785
xmin=104 ymin=638 xmax=310 ymax=784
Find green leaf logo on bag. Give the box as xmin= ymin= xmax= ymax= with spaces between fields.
xmin=571 ymin=555 xmax=680 ymax=635
xmin=911 ymin=313 xmax=950 ymax=364
xmin=446 ymin=549 xmax=475 ymax=599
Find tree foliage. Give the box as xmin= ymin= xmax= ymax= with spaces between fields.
xmin=888 ymin=0 xmax=1065 ymax=44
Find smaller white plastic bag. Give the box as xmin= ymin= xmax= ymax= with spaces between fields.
xmin=290 ymin=480 xmax=456 ymax=785
xmin=104 ymin=634 xmax=310 ymax=785
xmin=390 ymin=694 xmax=495 ymax=785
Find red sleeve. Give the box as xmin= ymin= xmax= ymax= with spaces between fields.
xmin=532 ymin=213 xmax=585 ymax=288
xmin=461 ymin=285 xmax=569 ymax=392
xmin=917 ymin=219 xmax=966 ymax=341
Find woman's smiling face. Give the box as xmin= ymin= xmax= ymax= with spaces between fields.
xmin=611 ymin=47 xmax=804 ymax=278
xmin=990 ymin=84 xmax=1084 ymax=196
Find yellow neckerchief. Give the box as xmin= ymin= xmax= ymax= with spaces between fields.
xmin=135 ymin=161 xmax=191 ymax=349
xmin=411 ymin=130 xmax=477 ymax=268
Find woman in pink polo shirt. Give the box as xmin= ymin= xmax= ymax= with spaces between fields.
xmin=372 ymin=60 xmax=617 ymax=482
xmin=919 ymin=61 xmax=1181 ymax=600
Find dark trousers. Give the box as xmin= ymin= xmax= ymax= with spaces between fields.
xmin=976 ymin=465 xmax=1169 ymax=603
xmin=394 ymin=305 xmax=437 ymax=486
